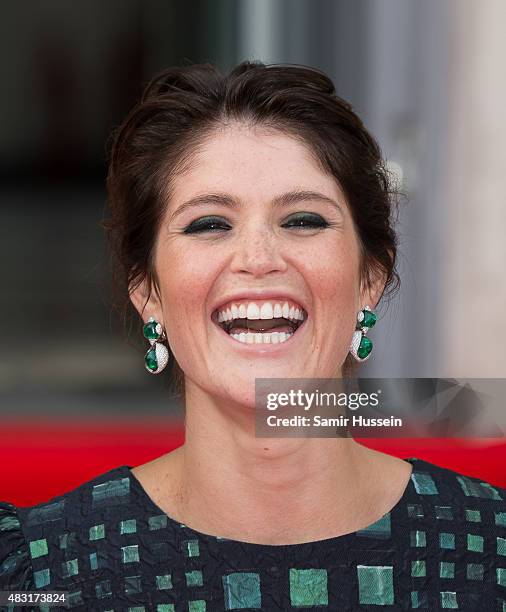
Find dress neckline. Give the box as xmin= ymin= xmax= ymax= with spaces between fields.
xmin=119 ymin=457 xmax=421 ymax=554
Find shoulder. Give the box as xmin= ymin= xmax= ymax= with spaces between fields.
xmin=408 ymin=456 xmax=506 ymax=530
xmin=0 ymin=501 xmax=33 ymax=590
xmin=0 ymin=464 xmax=137 ymax=593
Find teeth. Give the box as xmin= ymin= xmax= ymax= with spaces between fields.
xmin=216 ymin=300 xmax=306 ymax=323
xmin=260 ymin=303 xmax=274 ymax=319
xmin=230 ymin=332 xmax=293 ymax=344
xmin=246 ymin=303 xmax=260 ymax=319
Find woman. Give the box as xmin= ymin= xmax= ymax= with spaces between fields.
xmin=1 ymin=61 xmax=505 ymax=611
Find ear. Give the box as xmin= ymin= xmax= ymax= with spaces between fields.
xmin=358 ymin=264 xmax=388 ymax=313
xmin=129 ymin=275 xmax=162 ymax=322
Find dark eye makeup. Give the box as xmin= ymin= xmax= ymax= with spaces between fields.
xmin=182 ymin=212 xmax=330 ymax=234
xmin=182 ymin=216 xmax=230 ymax=234
xmin=281 ymin=212 xmax=329 ymax=229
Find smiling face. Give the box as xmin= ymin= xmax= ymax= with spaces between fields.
xmin=131 ymin=122 xmax=383 ymax=407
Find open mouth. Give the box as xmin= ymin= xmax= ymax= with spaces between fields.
xmin=212 ymin=300 xmax=308 ymax=344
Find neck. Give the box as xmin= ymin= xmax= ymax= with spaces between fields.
xmin=151 ymin=381 xmax=411 ymax=545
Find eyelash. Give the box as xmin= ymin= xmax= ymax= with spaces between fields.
xmin=182 ymin=213 xmax=330 ymax=234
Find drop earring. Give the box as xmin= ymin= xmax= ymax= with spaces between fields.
xmin=349 ymin=305 xmax=377 ymax=362
xmin=143 ymin=317 xmax=169 ymax=374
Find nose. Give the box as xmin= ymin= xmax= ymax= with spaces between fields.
xmin=230 ymin=225 xmax=288 ymax=277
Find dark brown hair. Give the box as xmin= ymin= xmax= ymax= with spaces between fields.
xmin=104 ymin=60 xmax=401 ymax=396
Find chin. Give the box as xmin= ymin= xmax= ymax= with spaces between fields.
xmin=210 ymin=386 xmax=257 ymax=411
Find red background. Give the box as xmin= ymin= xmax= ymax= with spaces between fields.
xmin=1 ymin=419 xmax=504 ymax=506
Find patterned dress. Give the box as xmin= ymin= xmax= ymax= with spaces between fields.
xmin=1 ymin=457 xmax=505 ymax=611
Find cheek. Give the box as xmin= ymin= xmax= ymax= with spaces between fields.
xmin=304 ymin=233 xmax=360 ymax=300
xmin=156 ymin=247 xmax=217 ymax=344
xmin=301 ymin=236 xmax=361 ymax=340
xmin=312 ymin=260 xmax=357 ymax=298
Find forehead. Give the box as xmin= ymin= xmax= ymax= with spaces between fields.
xmin=168 ymin=123 xmax=344 ymax=205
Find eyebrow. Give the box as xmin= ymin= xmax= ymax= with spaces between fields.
xmin=168 ymin=189 xmax=344 ymax=222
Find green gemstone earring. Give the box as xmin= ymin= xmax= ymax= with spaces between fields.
xmin=143 ymin=317 xmax=169 ymax=374
xmin=349 ymin=305 xmax=377 ymax=362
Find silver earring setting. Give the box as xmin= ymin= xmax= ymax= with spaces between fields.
xmin=143 ymin=317 xmax=169 ymax=374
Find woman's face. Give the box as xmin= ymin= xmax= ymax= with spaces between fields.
xmin=134 ymin=123 xmax=380 ymax=407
